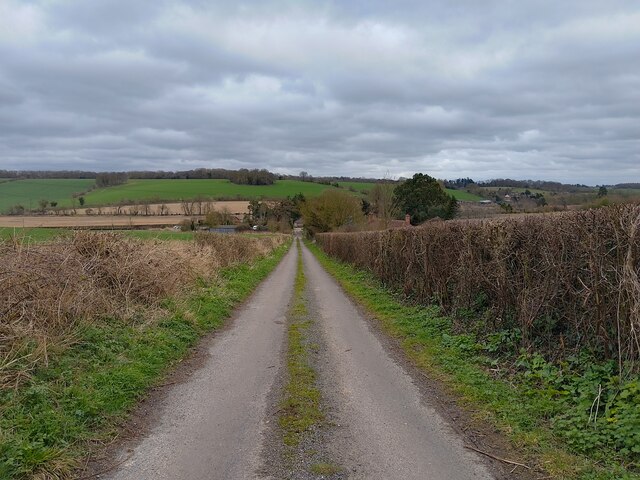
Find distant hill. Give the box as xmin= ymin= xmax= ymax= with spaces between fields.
xmin=0 ymin=178 xmax=376 ymax=214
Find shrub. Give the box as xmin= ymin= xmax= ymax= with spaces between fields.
xmin=0 ymin=232 xmax=287 ymax=389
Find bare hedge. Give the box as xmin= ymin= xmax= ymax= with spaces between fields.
xmin=316 ymin=205 xmax=640 ymax=367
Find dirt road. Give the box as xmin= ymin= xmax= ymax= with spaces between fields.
xmin=101 ymin=241 xmax=497 ymax=480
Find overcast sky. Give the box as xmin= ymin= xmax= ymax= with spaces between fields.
xmin=0 ymin=1 xmax=638 ymax=184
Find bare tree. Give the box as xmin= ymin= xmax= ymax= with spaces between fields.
xmin=157 ymin=204 xmax=168 ymax=215
xmin=368 ymin=182 xmax=399 ymax=227
xmin=181 ymin=199 xmax=194 ymax=216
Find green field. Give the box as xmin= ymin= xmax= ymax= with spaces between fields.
xmin=445 ymin=189 xmax=483 ymax=201
xmin=0 ymin=178 xmax=484 ymax=212
xmin=338 ymin=181 xmax=375 ymax=193
xmin=0 ymin=179 xmax=94 ymax=213
xmin=82 ymin=179 xmax=371 ymax=206
xmin=0 ymin=227 xmax=70 ymax=242
xmin=336 ymin=182 xmax=480 ymax=200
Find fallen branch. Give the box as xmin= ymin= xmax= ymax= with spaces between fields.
xmin=464 ymin=444 xmax=530 ymax=470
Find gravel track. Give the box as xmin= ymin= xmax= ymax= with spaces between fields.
xmin=100 ymin=240 xmax=497 ymax=480
xmin=300 ymin=242 xmax=495 ymax=480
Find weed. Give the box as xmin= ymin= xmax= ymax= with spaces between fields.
xmin=310 ymin=462 xmax=342 ymax=475
xmin=278 ymin=240 xmax=323 ymax=447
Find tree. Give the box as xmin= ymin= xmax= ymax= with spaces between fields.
xmin=301 ymin=190 xmax=365 ymax=235
xmin=78 ymin=196 xmax=85 ymax=206
xmin=96 ymin=172 xmax=128 ymax=188
xmin=205 ymin=207 xmax=234 ymax=226
xmin=38 ymin=199 xmax=48 ymax=212
xmin=300 ymin=171 xmax=308 ymax=182
xmin=393 ymin=173 xmax=458 ymax=224
xmin=368 ymin=182 xmax=399 ymax=225
xmin=228 ymin=168 xmax=275 ymax=185
xmin=598 ymin=186 xmax=608 ymax=197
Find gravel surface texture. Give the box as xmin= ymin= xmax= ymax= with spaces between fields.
xmin=93 ymin=239 xmax=528 ymax=480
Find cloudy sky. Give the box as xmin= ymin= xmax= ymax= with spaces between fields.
xmin=0 ymin=1 xmax=639 ymax=184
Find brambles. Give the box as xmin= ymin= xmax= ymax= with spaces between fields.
xmin=0 ymin=232 xmax=287 ymax=389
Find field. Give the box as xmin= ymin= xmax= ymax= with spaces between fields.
xmin=82 ymin=179 xmax=370 ymax=206
xmin=338 ymin=181 xmax=375 ymax=193
xmin=444 ymin=188 xmax=483 ymax=201
xmin=0 ymin=227 xmax=197 ymax=242
xmin=0 ymin=215 xmax=193 ymax=228
xmin=74 ymin=201 xmax=250 ymax=216
xmin=0 ymin=227 xmax=70 ymax=242
xmin=0 ymin=179 xmax=94 ymax=212
xmin=0 ymin=179 xmax=483 ymax=217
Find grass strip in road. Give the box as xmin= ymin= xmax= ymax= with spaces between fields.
xmin=279 ymin=240 xmax=323 ymax=447
xmin=306 ymin=241 xmax=638 ymax=480
xmin=0 ymin=242 xmax=290 ymax=479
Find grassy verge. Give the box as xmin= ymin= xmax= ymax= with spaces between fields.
xmin=279 ymin=240 xmax=323 ymax=447
xmin=0 ymin=243 xmax=289 ymax=479
xmin=306 ymin=241 xmax=638 ymax=480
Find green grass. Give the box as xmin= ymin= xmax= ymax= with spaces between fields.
xmin=338 ymin=181 xmax=375 ymax=193
xmin=445 ymin=188 xmax=483 ymax=201
xmin=82 ymin=179 xmax=365 ymax=206
xmin=306 ymin=241 xmax=639 ymax=480
xmin=279 ymin=240 xmax=323 ymax=447
xmin=0 ymin=179 xmax=94 ymax=213
xmin=310 ymin=462 xmax=342 ymax=475
xmin=0 ymin=227 xmax=70 ymax=242
xmin=0 ymin=243 xmax=290 ymax=479
xmin=334 ymin=182 xmax=480 ymax=200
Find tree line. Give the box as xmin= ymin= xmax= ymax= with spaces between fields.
xmin=0 ymin=168 xmax=277 ymax=185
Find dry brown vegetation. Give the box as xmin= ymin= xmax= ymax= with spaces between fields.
xmin=316 ymin=204 xmax=640 ymax=369
xmin=0 ymin=232 xmax=286 ymax=388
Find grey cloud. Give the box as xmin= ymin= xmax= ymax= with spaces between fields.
xmin=0 ymin=0 xmax=638 ymax=184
